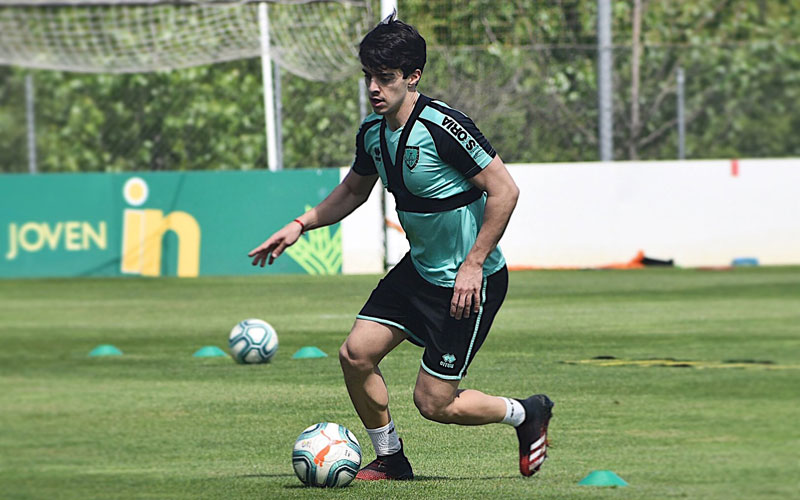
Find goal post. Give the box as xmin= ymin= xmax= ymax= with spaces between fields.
xmin=0 ymin=0 xmax=373 ymax=79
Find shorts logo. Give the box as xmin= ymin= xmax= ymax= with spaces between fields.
xmin=440 ymin=353 xmax=456 ymax=369
xmin=403 ymin=146 xmax=419 ymax=170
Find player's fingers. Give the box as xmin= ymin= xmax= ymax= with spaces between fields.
xmin=269 ymin=241 xmax=289 ymax=265
xmin=472 ymin=288 xmax=481 ymax=313
xmin=450 ymin=292 xmax=459 ymax=318
xmin=248 ymin=241 xmax=271 ymax=257
xmin=462 ymin=292 xmax=473 ymax=319
xmin=454 ymin=291 xmax=468 ymax=320
xmin=251 ymin=247 xmax=270 ymax=267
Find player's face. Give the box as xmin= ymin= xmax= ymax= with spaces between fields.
xmin=363 ymin=67 xmax=417 ymax=116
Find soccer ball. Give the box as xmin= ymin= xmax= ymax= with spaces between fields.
xmin=227 ymin=318 xmax=278 ymax=364
xmin=292 ymin=422 xmax=362 ymax=488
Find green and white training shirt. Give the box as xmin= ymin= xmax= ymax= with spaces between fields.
xmin=351 ymin=94 xmax=506 ymax=287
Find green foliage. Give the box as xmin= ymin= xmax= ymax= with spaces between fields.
xmin=0 ymin=0 xmax=798 ymax=172
xmin=1 ymin=61 xmax=268 ymax=173
xmin=612 ymin=0 xmax=800 ymax=159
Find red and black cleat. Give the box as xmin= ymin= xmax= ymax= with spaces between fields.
xmin=355 ymin=439 xmax=414 ymax=481
xmin=515 ymin=394 xmax=554 ymax=477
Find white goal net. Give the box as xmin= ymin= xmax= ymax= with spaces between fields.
xmin=0 ymin=0 xmax=373 ymax=80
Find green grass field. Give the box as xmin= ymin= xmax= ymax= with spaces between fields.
xmin=1 ymin=267 xmax=799 ymax=499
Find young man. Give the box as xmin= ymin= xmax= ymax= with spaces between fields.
xmin=249 ymin=13 xmax=553 ymax=480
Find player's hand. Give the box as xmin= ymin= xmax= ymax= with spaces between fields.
xmin=451 ymin=261 xmax=483 ymax=320
xmin=248 ymin=221 xmax=303 ymax=267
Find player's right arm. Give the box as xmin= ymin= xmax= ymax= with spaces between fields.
xmin=248 ymin=170 xmax=379 ymax=267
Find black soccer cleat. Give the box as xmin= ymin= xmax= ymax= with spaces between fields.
xmin=355 ymin=439 xmax=414 ymax=481
xmin=515 ymin=394 xmax=554 ymax=477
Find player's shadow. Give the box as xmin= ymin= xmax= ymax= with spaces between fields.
xmin=413 ymin=474 xmax=516 ymax=481
xmin=238 ymin=472 xmax=517 ymax=488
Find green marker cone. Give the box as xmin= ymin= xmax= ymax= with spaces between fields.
xmin=292 ymin=346 xmax=327 ymax=359
xmin=193 ymin=346 xmax=228 ymax=358
xmin=88 ymin=344 xmax=123 ymax=357
xmin=579 ymin=470 xmax=628 ymax=487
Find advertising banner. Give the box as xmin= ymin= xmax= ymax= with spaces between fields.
xmin=0 ymin=170 xmax=341 ymax=278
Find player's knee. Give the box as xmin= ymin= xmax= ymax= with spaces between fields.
xmin=338 ymin=341 xmax=374 ymax=375
xmin=413 ymin=390 xmax=452 ymax=423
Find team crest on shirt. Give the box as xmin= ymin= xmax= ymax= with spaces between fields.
xmin=403 ymin=146 xmax=420 ymax=170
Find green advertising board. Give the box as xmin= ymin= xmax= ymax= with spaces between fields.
xmin=0 ymin=170 xmax=341 ymax=278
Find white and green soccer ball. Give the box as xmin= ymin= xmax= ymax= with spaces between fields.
xmin=292 ymin=422 xmax=362 ymax=488
xmin=227 ymin=318 xmax=278 ymax=364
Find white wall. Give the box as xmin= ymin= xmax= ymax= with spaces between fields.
xmin=342 ymin=159 xmax=800 ymax=273
xmin=504 ymin=159 xmax=800 ymax=268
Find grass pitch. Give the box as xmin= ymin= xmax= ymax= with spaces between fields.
xmin=1 ymin=267 xmax=798 ymax=499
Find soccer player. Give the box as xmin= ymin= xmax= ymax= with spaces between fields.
xmin=249 ymin=12 xmax=553 ymax=480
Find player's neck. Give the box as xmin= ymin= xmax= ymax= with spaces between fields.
xmin=386 ymin=91 xmax=419 ymax=131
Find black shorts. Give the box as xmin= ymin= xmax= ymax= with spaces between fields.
xmin=357 ymin=253 xmax=508 ymax=380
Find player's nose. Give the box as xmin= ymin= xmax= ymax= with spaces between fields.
xmin=366 ymin=78 xmax=380 ymax=93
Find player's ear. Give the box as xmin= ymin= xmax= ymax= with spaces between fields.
xmin=407 ymin=69 xmax=422 ymax=89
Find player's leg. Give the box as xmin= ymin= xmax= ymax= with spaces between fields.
xmin=412 ymin=369 xmax=506 ymax=425
xmin=411 ymin=265 xmax=555 ymax=476
xmin=343 ymin=254 xmax=420 ymax=480
xmin=413 ymin=368 xmax=553 ymax=476
xmin=339 ymin=319 xmax=406 ymax=429
xmin=339 ymin=318 xmax=415 ymax=480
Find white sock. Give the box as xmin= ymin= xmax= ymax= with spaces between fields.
xmin=365 ymin=419 xmax=401 ymax=456
xmin=501 ymin=397 xmax=526 ymax=427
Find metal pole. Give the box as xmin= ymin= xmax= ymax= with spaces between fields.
xmin=259 ymin=2 xmax=279 ymax=171
xmin=597 ymin=0 xmax=614 ymax=161
xmin=373 ymin=1 xmax=395 ymax=270
xmin=677 ymin=67 xmax=686 ymax=160
xmin=358 ymin=79 xmax=368 ymax=122
xmin=381 ymin=0 xmax=397 ymax=18
xmin=25 ymin=73 xmax=37 ymax=174
xmin=273 ymin=61 xmax=284 ymax=170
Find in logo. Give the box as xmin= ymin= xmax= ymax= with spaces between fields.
xmin=403 ymin=146 xmax=420 ymax=171
xmin=121 ymin=177 xmax=201 ymax=278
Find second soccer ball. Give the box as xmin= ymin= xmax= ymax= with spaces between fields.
xmin=227 ymin=318 xmax=278 ymax=364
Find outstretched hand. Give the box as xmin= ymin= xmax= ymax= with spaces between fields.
xmin=248 ymin=221 xmax=303 ymax=267
xmin=451 ymin=261 xmax=483 ymax=320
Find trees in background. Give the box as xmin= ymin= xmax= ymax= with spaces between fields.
xmin=1 ymin=0 xmax=798 ymax=172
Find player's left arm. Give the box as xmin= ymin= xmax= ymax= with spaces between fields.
xmin=451 ymin=155 xmax=519 ymax=320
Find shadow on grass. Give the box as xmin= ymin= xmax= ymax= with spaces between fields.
xmin=287 ymin=475 xmax=517 ymax=485
xmin=412 ymin=474 xmax=518 ymax=481
xmin=237 ymin=473 xmax=296 ymax=479
xmin=237 ymin=472 xmax=522 ymax=489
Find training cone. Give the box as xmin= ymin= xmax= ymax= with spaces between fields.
xmin=192 ymin=346 xmax=228 ymax=358
xmin=579 ymin=470 xmax=629 ymax=487
xmin=292 ymin=346 xmax=327 ymax=359
xmin=88 ymin=344 xmax=123 ymax=357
